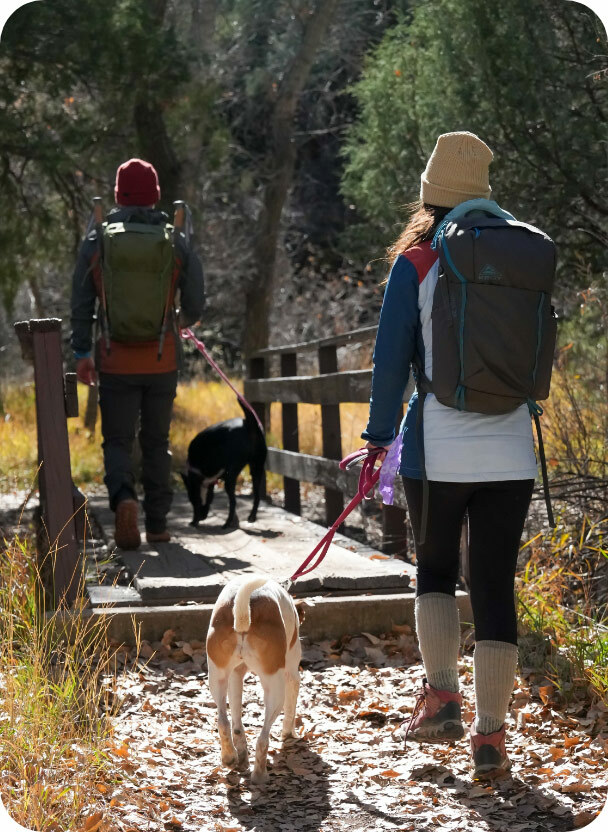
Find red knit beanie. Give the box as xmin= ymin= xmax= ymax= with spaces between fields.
xmin=114 ymin=158 xmax=161 ymax=206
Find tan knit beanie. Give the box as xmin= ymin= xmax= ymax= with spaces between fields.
xmin=420 ymin=131 xmax=493 ymax=208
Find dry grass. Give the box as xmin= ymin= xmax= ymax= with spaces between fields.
xmin=0 ymin=379 xmax=372 ymax=497
xmin=0 ymin=528 xmax=125 ymax=830
xmin=517 ymin=516 xmax=608 ymax=705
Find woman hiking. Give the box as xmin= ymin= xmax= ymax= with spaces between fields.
xmin=361 ymin=131 xmax=553 ymax=779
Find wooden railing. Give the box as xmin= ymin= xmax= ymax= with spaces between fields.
xmin=244 ymin=326 xmax=413 ymax=556
xmin=14 ymin=318 xmax=84 ymax=606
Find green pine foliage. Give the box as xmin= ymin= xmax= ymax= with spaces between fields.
xmin=341 ymin=0 xmax=607 ymax=292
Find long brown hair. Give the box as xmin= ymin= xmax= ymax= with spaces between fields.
xmin=384 ymin=201 xmax=451 ymax=274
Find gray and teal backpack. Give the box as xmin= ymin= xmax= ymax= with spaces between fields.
xmin=100 ymin=219 xmax=177 ymax=344
xmin=413 ymin=201 xmax=558 ymax=538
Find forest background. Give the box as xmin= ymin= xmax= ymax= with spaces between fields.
xmin=0 ymin=0 xmax=605 ymax=368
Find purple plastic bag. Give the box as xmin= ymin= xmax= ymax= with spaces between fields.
xmin=378 ymin=433 xmax=403 ymax=506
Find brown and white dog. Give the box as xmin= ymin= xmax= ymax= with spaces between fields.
xmin=206 ymin=576 xmax=303 ymax=784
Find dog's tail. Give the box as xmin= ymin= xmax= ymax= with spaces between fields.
xmin=239 ymin=398 xmax=266 ymax=442
xmin=233 ymin=576 xmax=268 ymax=633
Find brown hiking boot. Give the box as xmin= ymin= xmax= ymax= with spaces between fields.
xmin=146 ymin=530 xmax=171 ymax=544
xmin=115 ymin=499 xmax=141 ymax=550
xmin=470 ymin=723 xmax=511 ymax=779
xmin=404 ymin=678 xmax=464 ymax=744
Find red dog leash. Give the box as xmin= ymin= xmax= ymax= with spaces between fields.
xmin=181 ymin=328 xmax=265 ymax=435
xmin=290 ymin=447 xmax=384 ymax=581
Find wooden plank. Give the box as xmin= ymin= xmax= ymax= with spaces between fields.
xmin=244 ymin=369 xmax=372 ymax=404
xmin=265 ymin=448 xmax=409 ymax=510
xmin=281 ymin=353 xmax=300 ymax=514
xmin=251 ymin=325 xmax=378 ymax=358
xmin=14 ymin=320 xmax=33 ymax=362
xmin=319 ymin=345 xmax=343 ymax=526
xmin=244 ymin=371 xmax=415 ymax=405
xmin=248 ymin=356 xmax=268 ymax=500
xmin=31 ymin=320 xmax=81 ymax=606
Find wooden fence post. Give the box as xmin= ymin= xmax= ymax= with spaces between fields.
xmin=381 ymin=406 xmax=408 ymax=557
xmin=248 ymin=355 xmax=268 ymax=500
xmin=17 ymin=319 xmax=82 ymax=607
xmin=319 ymin=344 xmax=344 ymax=526
xmin=280 ymin=352 xmax=300 ymax=514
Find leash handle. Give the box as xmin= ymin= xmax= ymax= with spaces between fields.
xmin=340 ymin=446 xmax=383 ymax=471
xmin=181 ymin=328 xmax=265 ymax=436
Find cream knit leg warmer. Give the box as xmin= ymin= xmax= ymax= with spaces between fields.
xmin=414 ymin=592 xmax=461 ymax=693
xmin=474 ymin=640 xmax=518 ymax=735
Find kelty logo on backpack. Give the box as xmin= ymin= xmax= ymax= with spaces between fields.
xmin=478 ymin=263 xmax=502 ymax=282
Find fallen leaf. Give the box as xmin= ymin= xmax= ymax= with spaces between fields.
xmin=161 ymin=629 xmax=177 ymax=647
xmin=79 ymin=812 xmax=103 ymax=832
xmin=361 ymin=632 xmax=381 ymax=645
xmin=338 ymin=689 xmax=362 ymax=701
xmin=539 ymin=684 xmax=555 ymax=705
xmin=574 ymin=810 xmax=598 ymax=827
xmin=564 ymin=736 xmax=581 ymax=749
xmin=560 ymin=777 xmax=592 ymax=794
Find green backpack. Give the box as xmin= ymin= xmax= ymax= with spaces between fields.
xmin=101 ymin=221 xmax=176 ymax=343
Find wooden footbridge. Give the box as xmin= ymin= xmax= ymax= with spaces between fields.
xmin=14 ymin=318 xmax=471 ymax=642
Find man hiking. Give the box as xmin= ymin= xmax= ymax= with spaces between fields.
xmin=71 ymin=158 xmax=205 ymax=549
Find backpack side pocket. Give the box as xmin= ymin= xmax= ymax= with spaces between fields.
xmin=532 ymin=299 xmax=557 ymax=401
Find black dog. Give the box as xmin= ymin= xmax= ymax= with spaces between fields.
xmin=181 ymin=402 xmax=267 ymax=529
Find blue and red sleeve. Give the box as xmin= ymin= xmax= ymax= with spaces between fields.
xmin=361 ymin=254 xmax=420 ymax=447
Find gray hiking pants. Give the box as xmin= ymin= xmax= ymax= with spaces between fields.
xmin=98 ymin=371 xmax=178 ymax=533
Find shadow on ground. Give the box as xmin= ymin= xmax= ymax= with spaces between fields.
xmin=221 ymin=737 xmax=332 ymax=832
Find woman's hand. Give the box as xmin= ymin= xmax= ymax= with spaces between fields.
xmin=364 ymin=441 xmax=390 ymax=463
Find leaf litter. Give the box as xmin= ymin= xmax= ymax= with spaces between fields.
xmin=84 ymin=625 xmax=606 ymax=831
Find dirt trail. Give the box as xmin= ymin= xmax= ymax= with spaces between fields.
xmin=97 ymin=629 xmax=607 ymax=831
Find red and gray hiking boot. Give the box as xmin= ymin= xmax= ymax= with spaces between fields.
xmin=115 ymin=499 xmax=141 ymax=550
xmin=404 ymin=678 xmax=464 ymax=744
xmin=470 ymin=723 xmax=511 ymax=779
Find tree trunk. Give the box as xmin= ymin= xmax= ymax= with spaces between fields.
xmin=134 ymin=92 xmax=182 ymax=210
xmin=243 ymin=0 xmax=341 ymax=357
xmin=180 ymin=0 xmax=218 ymax=206
xmin=28 ymin=276 xmax=45 ymax=317
xmin=133 ymin=0 xmax=182 ymax=209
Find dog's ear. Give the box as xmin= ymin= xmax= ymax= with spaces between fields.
xmin=294 ymin=598 xmax=313 ymax=624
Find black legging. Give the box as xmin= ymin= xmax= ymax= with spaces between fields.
xmin=402 ymin=477 xmax=534 ymax=645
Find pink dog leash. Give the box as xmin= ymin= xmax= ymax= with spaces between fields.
xmin=181 ymin=328 xmax=265 ymax=435
xmin=289 ymin=447 xmax=384 ymax=581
